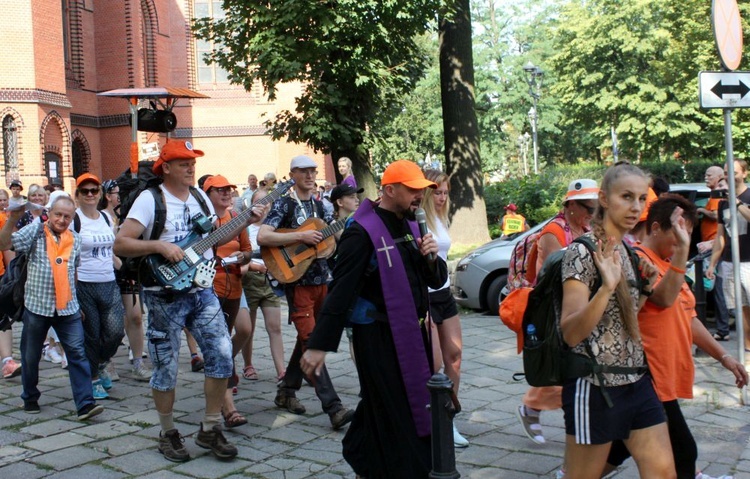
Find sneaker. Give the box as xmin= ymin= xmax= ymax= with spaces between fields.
xmin=44 ymin=346 xmax=63 ymax=364
xmin=696 ymin=473 xmax=734 ymax=479
xmin=195 ymin=424 xmax=238 ymax=459
xmin=159 ymin=428 xmax=190 ymax=462
xmin=191 ymin=356 xmax=205 ymax=372
xmin=274 ymin=392 xmax=306 ymax=414
xmin=453 ymin=424 xmax=469 ymax=448
xmin=129 ymin=347 xmax=148 ymax=364
xmin=24 ymin=400 xmax=40 ymax=414
xmin=132 ymin=363 xmax=152 ymax=382
xmin=517 ymin=405 xmax=545 ymax=444
xmin=106 ymin=361 xmax=120 ymax=382
xmin=712 ymin=332 xmax=730 ymax=341
xmin=329 ymin=407 xmax=354 ymax=430
xmin=98 ymin=369 xmax=113 ymax=391
xmin=92 ymin=380 xmax=109 ymax=400
xmin=2 ymin=359 xmax=21 ymax=379
xmin=77 ymin=403 xmax=104 ymax=420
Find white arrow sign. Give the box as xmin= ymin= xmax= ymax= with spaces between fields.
xmin=700 ymin=71 xmax=750 ymax=108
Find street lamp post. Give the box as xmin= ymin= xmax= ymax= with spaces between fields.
xmin=523 ymin=61 xmax=544 ymax=175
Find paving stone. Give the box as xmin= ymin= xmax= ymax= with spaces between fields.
xmin=20 ymin=419 xmax=85 ymax=437
xmin=0 ymin=444 xmax=39 ymax=466
xmin=74 ymin=419 xmax=141 ymax=439
xmin=0 ymin=459 xmax=50 ymax=479
xmin=23 ymin=431 xmax=96 ymax=452
xmin=43 ymin=463 xmax=127 ymax=479
xmin=93 ymin=434 xmax=155 ymax=456
xmin=29 ymin=444 xmax=108 ymax=471
xmin=104 ymin=448 xmax=183 ymax=475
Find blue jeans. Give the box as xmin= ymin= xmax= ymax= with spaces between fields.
xmin=141 ymin=288 xmax=233 ymax=391
xmin=20 ymin=309 xmax=94 ymax=411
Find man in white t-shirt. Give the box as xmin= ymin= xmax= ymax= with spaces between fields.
xmin=114 ymin=140 xmax=264 ymax=463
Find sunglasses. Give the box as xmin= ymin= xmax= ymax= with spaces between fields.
xmin=78 ymin=187 xmax=100 ymax=196
xmin=211 ymin=186 xmax=235 ymax=195
xmin=576 ymin=200 xmax=595 ymax=214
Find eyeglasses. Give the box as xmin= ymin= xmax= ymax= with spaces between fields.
xmin=576 ymin=201 xmax=596 ymax=214
xmin=211 ymin=187 xmax=235 ymax=195
xmin=78 ymin=187 xmax=100 ymax=196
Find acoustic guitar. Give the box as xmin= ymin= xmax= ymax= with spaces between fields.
xmin=261 ymin=217 xmax=347 ymax=284
xmin=144 ymin=179 xmax=294 ymax=292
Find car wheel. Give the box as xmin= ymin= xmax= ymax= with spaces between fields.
xmin=485 ymin=274 xmax=507 ymax=314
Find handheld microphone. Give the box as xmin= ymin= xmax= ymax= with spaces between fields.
xmin=414 ymin=208 xmax=435 ymax=261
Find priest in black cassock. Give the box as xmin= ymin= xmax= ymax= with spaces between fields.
xmin=302 ymin=160 xmax=448 ymax=479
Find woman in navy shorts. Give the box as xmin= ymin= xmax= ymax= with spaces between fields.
xmin=559 ymin=163 xmax=675 ymax=478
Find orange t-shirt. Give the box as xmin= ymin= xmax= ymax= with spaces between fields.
xmin=0 ymin=213 xmax=7 ymax=277
xmin=636 ymin=245 xmax=695 ymax=402
xmin=700 ymin=197 xmax=721 ymax=242
xmin=213 ymin=211 xmax=252 ymax=299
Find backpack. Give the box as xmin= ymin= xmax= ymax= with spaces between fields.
xmin=114 ymin=162 xmax=210 ymax=283
xmin=517 ymin=236 xmax=648 ymax=407
xmin=507 ymin=215 xmax=569 ymax=291
xmin=73 ymin=210 xmax=110 ymax=233
xmin=0 ymin=223 xmax=45 ymax=331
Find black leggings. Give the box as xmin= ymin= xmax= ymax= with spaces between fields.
xmin=608 ymin=399 xmax=696 ymax=478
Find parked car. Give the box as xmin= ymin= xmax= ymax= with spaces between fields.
xmin=452 ymin=221 xmax=547 ymax=313
xmin=453 ymin=182 xmax=711 ymax=314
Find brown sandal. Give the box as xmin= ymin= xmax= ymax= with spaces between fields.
xmin=223 ymin=410 xmax=247 ymax=428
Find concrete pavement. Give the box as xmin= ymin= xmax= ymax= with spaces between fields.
xmin=0 ymin=308 xmax=748 ymax=478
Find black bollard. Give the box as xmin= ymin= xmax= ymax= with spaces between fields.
xmin=694 ymin=256 xmax=707 ymax=327
xmin=427 ymin=373 xmax=460 ymax=479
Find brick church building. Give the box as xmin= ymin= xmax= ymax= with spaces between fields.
xmin=0 ymin=0 xmax=329 ymax=192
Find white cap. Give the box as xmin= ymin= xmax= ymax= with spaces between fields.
xmin=290 ymin=155 xmax=317 ymax=170
xmin=46 ymin=190 xmax=72 ymax=209
xmin=564 ymin=179 xmax=599 ymax=203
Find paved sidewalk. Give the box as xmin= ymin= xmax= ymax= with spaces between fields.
xmin=0 ymin=309 xmax=748 ymax=478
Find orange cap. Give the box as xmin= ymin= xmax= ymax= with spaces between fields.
xmin=381 ymin=160 xmax=437 ymax=189
xmin=202 ymin=174 xmax=237 ymax=192
xmin=76 ymin=173 xmax=101 ymax=188
xmin=153 ymin=140 xmax=204 ymax=175
xmin=639 ymin=187 xmax=658 ymax=222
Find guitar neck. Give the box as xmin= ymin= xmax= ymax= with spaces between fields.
xmin=191 ymin=184 xmax=290 ymax=256
xmin=320 ymin=218 xmax=347 ymax=239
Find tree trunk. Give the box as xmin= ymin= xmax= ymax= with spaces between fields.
xmin=439 ymin=0 xmax=490 ymax=246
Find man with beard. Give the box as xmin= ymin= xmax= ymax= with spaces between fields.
xmin=301 ymin=160 xmax=447 ymax=479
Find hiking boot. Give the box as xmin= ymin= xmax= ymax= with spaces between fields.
xmin=92 ymin=380 xmax=109 ymax=400
xmin=24 ymin=400 xmax=40 ymax=414
xmin=329 ymin=407 xmax=354 ymax=430
xmin=191 ymin=356 xmax=205 ymax=372
xmin=516 ymin=405 xmax=545 ymax=444
xmin=195 ymin=424 xmax=238 ymax=459
xmin=158 ymin=428 xmax=190 ymax=463
xmin=132 ymin=363 xmax=152 ymax=382
xmin=77 ymin=403 xmax=104 ymax=420
xmin=274 ymin=391 xmax=306 ymax=414
xmin=2 ymin=359 xmax=21 ymax=379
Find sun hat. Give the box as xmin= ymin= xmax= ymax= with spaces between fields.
xmin=330 ymin=184 xmax=364 ymax=202
xmin=76 ymin=173 xmax=101 ymax=188
xmin=290 ymin=155 xmax=318 ymax=170
xmin=202 ymin=174 xmax=237 ymax=193
xmin=380 ymin=160 xmax=437 ymax=189
xmin=152 ymin=140 xmax=204 ymax=175
xmin=564 ymin=179 xmax=599 ymax=203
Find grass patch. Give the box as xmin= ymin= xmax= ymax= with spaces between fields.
xmin=448 ymin=243 xmax=482 ymax=261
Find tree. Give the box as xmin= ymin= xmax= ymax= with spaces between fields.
xmin=193 ymin=1 xmax=442 ymax=194
xmin=440 ymin=0 xmax=491 ymax=244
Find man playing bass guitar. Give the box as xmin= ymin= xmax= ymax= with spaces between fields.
xmin=257 ymin=155 xmax=354 ymax=431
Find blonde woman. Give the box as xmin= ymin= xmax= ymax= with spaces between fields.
xmin=421 ymin=168 xmax=468 ymax=448
xmin=338 ymin=157 xmax=357 ymax=188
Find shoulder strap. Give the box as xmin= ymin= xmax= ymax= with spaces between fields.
xmin=101 ymin=210 xmax=111 ymax=227
xmin=148 ymin=186 xmax=166 ymax=241
xmin=73 ymin=213 xmax=81 ymax=233
xmin=189 ymin=186 xmax=211 ymax=216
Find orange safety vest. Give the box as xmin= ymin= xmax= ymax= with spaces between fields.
xmin=502 ymin=213 xmax=526 ymax=236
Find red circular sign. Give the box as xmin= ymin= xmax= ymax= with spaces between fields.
xmin=713 ymin=0 xmax=743 ymax=71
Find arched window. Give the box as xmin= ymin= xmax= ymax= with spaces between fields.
xmin=2 ymin=115 xmax=18 ymax=176
xmin=72 ymin=137 xmax=87 ymax=177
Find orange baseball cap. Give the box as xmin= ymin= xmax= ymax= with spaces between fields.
xmin=202 ymin=174 xmax=237 ymax=192
xmin=381 ymin=160 xmax=437 ymax=189
xmin=76 ymin=173 xmax=101 ymax=188
xmin=153 ymin=140 xmax=204 ymax=175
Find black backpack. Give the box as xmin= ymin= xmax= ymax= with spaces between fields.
xmin=73 ymin=210 xmax=110 ymax=233
xmin=0 ymin=223 xmax=45 ymax=331
xmin=114 ymin=162 xmax=210 ymax=283
xmin=520 ymin=236 xmax=648 ymax=407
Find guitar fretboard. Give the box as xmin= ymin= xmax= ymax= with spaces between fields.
xmin=191 ymin=182 xmax=292 ymax=256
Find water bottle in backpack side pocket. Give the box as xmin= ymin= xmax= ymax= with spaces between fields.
xmin=526 ymin=324 xmax=541 ymax=348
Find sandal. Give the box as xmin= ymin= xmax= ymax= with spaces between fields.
xmin=223 ymin=410 xmax=247 ymax=428
xmin=243 ymin=365 xmax=258 ymax=381
xmin=713 ymin=332 xmax=730 ymax=341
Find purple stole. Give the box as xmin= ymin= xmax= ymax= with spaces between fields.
xmin=353 ymin=199 xmax=432 ymax=437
